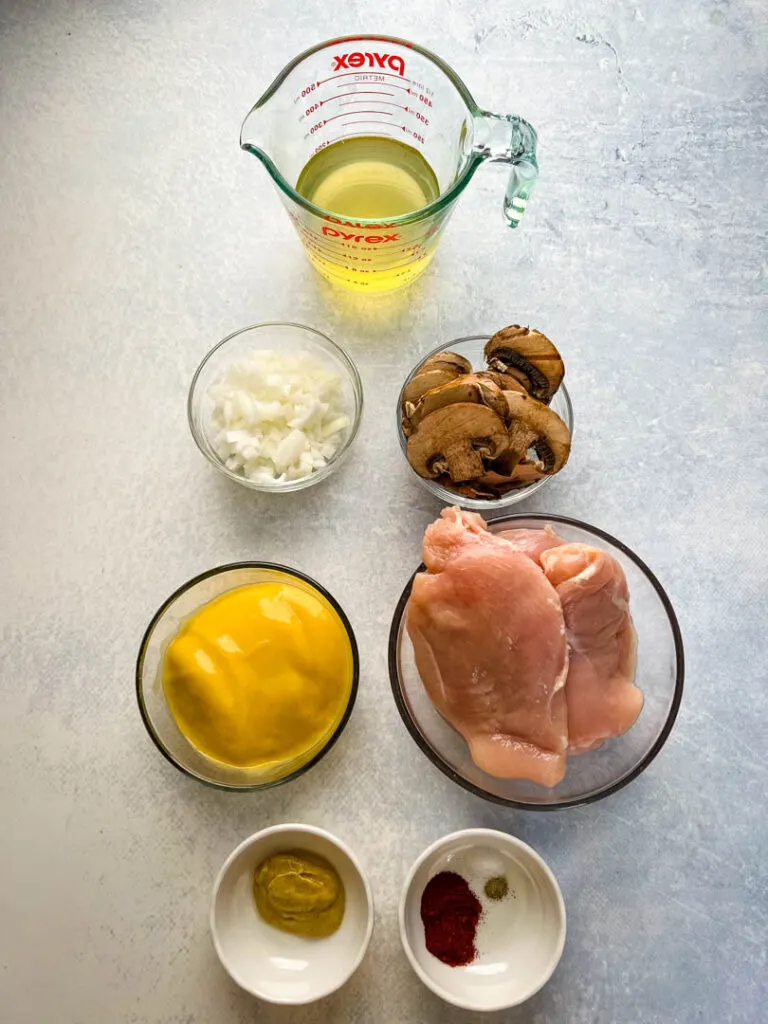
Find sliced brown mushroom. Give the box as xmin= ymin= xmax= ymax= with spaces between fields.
xmin=402 ymin=369 xmax=460 ymax=412
xmin=401 ymin=352 xmax=472 ymax=415
xmin=416 ymin=351 xmax=472 ymax=377
xmin=485 ymin=325 xmax=565 ymax=403
xmin=406 ymin=374 xmax=508 ymax=435
xmin=407 ymin=403 xmax=509 ymax=483
xmin=474 ymin=471 xmax=515 ymax=494
xmin=504 ymin=391 xmax=571 ymax=475
xmin=509 ymin=459 xmax=549 ymax=485
xmin=447 ymin=464 xmax=544 ymax=499
xmin=475 ymin=370 xmax=528 ymax=396
xmin=493 ymin=460 xmax=548 ymax=491
xmin=441 ymin=477 xmax=500 ymax=500
xmin=489 ymin=449 xmax=524 ymax=476
xmin=468 ymin=451 xmax=548 ymax=496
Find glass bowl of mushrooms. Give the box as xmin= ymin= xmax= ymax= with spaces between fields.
xmin=396 ymin=329 xmax=574 ymax=510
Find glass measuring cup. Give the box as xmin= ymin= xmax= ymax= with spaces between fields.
xmin=241 ymin=35 xmax=538 ymax=294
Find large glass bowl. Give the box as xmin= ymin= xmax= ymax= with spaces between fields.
xmin=397 ymin=336 xmax=574 ymax=510
xmin=188 ymin=322 xmax=363 ymax=493
xmin=137 ymin=563 xmax=359 ymax=790
xmin=388 ymin=514 xmax=684 ymax=809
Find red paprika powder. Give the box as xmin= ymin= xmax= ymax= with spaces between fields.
xmin=419 ymin=871 xmax=482 ymax=967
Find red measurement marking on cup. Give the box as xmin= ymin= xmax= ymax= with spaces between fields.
xmin=307 ymin=242 xmax=372 ymax=262
xmin=298 ymin=229 xmax=378 ymax=260
xmin=340 ymin=101 xmax=409 ymax=112
xmin=340 ymin=119 xmax=399 ymax=130
xmin=317 ymin=129 xmax=401 ymax=151
xmin=322 ymin=109 xmax=394 ymax=125
xmin=303 ymin=110 xmax=394 ymax=139
xmin=403 ymin=106 xmax=430 ymax=125
xmin=399 ymin=126 xmax=426 ymax=144
xmin=299 ymin=100 xmax=401 ymax=121
xmin=303 ymin=91 xmax=394 ymax=113
xmin=332 ymin=91 xmax=394 ymax=101
xmin=336 ymin=81 xmax=411 ymax=95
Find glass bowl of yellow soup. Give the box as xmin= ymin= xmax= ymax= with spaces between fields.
xmin=136 ymin=563 xmax=359 ymax=789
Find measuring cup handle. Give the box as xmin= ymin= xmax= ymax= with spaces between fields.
xmin=474 ymin=113 xmax=539 ymax=228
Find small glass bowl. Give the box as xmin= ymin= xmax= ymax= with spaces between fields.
xmin=136 ymin=563 xmax=359 ymax=791
xmin=388 ymin=514 xmax=684 ymax=810
xmin=396 ymin=336 xmax=574 ymax=510
xmin=188 ymin=322 xmax=363 ymax=493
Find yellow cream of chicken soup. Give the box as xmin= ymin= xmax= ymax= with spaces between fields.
xmin=162 ymin=580 xmax=354 ymax=769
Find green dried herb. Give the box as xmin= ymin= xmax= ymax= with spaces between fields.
xmin=484 ymin=875 xmax=509 ymax=901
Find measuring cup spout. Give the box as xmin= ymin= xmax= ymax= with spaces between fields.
xmin=240 ymin=104 xmax=272 ymax=164
xmin=473 ymin=113 xmax=538 ymax=228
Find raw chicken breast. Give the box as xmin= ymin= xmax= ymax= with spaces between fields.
xmin=540 ymin=543 xmax=642 ymax=751
xmin=496 ymin=526 xmax=568 ymax=564
xmin=407 ymin=508 xmax=569 ymax=786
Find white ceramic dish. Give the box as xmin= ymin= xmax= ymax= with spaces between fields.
xmin=210 ymin=824 xmax=374 ymax=1005
xmin=399 ymin=828 xmax=565 ymax=1011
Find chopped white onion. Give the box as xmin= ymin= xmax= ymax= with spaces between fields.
xmin=207 ymin=349 xmax=351 ymax=483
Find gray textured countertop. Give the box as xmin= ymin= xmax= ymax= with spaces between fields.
xmin=1 ymin=2 xmax=766 ymax=1023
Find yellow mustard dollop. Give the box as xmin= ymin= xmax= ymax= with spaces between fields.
xmin=162 ymin=582 xmax=353 ymax=768
xmin=253 ymin=850 xmax=345 ymax=938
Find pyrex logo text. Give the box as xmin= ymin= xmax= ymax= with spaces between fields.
xmin=332 ymin=52 xmax=405 ymax=76
xmin=322 ymin=227 xmax=399 ymax=243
